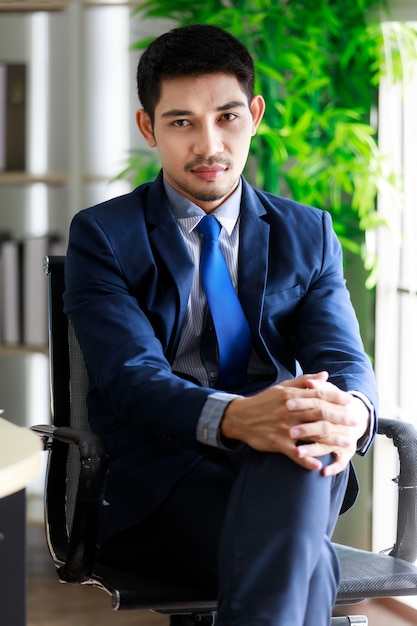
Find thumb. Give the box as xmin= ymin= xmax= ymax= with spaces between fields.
xmin=283 ymin=371 xmax=329 ymax=389
xmin=303 ymin=371 xmax=329 ymax=386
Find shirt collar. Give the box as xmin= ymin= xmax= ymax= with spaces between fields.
xmin=163 ymin=177 xmax=242 ymax=236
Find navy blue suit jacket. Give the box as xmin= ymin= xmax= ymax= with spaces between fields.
xmin=64 ymin=173 xmax=378 ymax=541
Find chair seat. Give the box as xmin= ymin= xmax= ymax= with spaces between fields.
xmin=336 ymin=543 xmax=417 ymax=602
xmin=78 ymin=561 xmax=217 ymax=612
xmin=60 ymin=544 xmax=417 ymax=612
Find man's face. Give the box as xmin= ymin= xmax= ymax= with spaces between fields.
xmin=136 ymin=73 xmax=265 ymax=213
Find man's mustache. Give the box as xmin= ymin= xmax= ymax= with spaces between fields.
xmin=184 ymin=157 xmax=232 ymax=171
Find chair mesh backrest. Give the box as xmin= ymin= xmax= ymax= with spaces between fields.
xmin=65 ymin=320 xmax=90 ymax=534
xmin=46 ymin=255 xmax=94 ymax=560
xmin=68 ymin=321 xmax=89 ymax=430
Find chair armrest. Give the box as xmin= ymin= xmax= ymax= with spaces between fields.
xmin=377 ymin=418 xmax=417 ymax=562
xmin=31 ymin=424 xmax=108 ymax=582
xmin=33 ymin=418 xmax=417 ymax=580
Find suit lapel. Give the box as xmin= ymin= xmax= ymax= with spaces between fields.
xmin=238 ymin=181 xmax=270 ymax=349
xmin=145 ymin=175 xmax=194 ymax=356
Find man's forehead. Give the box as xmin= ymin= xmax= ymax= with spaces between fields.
xmin=156 ymin=73 xmax=249 ymax=112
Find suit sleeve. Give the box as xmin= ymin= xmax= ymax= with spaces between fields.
xmin=289 ymin=209 xmax=378 ymax=450
xmin=64 ymin=209 xmax=217 ymax=451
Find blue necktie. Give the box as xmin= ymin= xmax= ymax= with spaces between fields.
xmin=198 ymin=215 xmax=252 ymax=388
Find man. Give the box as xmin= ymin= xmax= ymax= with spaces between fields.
xmin=64 ymin=24 xmax=377 ymax=626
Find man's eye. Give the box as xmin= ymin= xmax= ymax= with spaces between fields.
xmin=223 ymin=113 xmax=237 ymax=121
xmin=173 ymin=119 xmax=190 ymax=127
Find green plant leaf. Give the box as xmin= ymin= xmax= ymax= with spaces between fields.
xmin=122 ymin=0 xmax=417 ymax=287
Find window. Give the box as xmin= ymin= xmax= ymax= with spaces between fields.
xmin=373 ymin=21 xmax=417 ymax=571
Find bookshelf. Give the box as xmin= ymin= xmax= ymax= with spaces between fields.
xmin=0 ymin=0 xmax=137 ymax=354
xmin=0 ymin=171 xmax=68 ymax=186
xmin=0 ymin=0 xmax=74 ymax=472
xmin=0 ymin=2 xmax=74 ymax=522
xmin=0 ymin=345 xmax=48 ymax=355
xmin=0 ymin=0 xmax=137 ymax=520
xmin=0 ymin=1 xmax=69 ymax=11
xmin=0 ymin=4 xmax=70 ymax=352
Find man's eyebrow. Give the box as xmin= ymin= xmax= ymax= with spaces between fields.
xmin=160 ymin=101 xmax=247 ymax=118
xmin=216 ymin=100 xmax=247 ymax=112
xmin=161 ymin=109 xmax=193 ymax=118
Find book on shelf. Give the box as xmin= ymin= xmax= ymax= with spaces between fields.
xmin=0 ymin=233 xmax=65 ymax=347
xmin=0 ymin=62 xmax=26 ymax=172
xmin=0 ymin=237 xmax=22 ymax=345
xmin=22 ymin=233 xmax=65 ymax=346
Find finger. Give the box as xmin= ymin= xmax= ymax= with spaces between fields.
xmin=295 ymin=446 xmax=350 ymax=476
xmin=304 ymin=379 xmax=353 ymax=406
xmin=289 ymin=422 xmax=352 ymax=446
xmin=287 ymin=398 xmax=358 ymax=427
xmin=281 ymin=371 xmax=329 ymax=389
xmin=265 ymin=435 xmax=324 ymax=471
xmin=294 ymin=439 xmax=354 ymax=461
xmin=295 ymin=441 xmax=334 ymax=460
xmin=290 ymin=451 xmax=323 ymax=472
xmin=321 ymin=453 xmax=349 ymax=477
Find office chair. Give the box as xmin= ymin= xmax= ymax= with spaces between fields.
xmin=31 ymin=255 xmax=417 ymax=626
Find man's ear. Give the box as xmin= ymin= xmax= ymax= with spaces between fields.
xmin=136 ymin=109 xmax=156 ymax=147
xmin=250 ymin=95 xmax=265 ymax=136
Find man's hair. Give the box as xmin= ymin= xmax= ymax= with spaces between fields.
xmin=137 ymin=24 xmax=255 ymax=124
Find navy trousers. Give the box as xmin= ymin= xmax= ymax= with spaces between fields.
xmin=99 ymin=447 xmax=350 ymax=626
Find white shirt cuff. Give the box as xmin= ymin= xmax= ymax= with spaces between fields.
xmin=348 ymin=390 xmax=375 ymax=454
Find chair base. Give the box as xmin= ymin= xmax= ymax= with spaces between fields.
xmin=168 ymin=614 xmax=216 ymax=625
xmin=332 ymin=617 xmax=367 ymax=625
xmin=166 ymin=613 xmax=367 ymax=625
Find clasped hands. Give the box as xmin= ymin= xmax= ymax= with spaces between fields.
xmin=220 ymin=371 xmax=369 ymax=476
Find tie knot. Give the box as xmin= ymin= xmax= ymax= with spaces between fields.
xmin=198 ymin=215 xmax=221 ymax=241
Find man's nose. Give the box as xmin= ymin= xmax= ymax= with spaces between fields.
xmin=192 ymin=123 xmax=224 ymax=156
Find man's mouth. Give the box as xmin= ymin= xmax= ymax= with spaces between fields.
xmin=191 ymin=166 xmax=227 ymax=181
